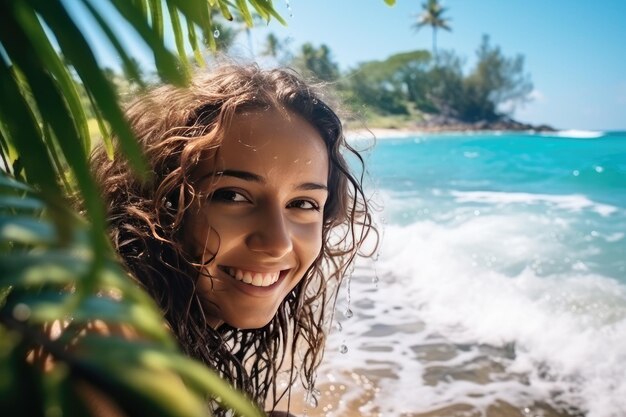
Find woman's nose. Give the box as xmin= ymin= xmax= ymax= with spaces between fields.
xmin=245 ymin=205 xmax=293 ymax=258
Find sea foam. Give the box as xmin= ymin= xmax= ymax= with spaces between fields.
xmin=320 ymin=208 xmax=626 ymax=417
xmin=542 ymin=130 xmax=606 ymax=139
xmin=451 ymin=190 xmax=618 ymax=217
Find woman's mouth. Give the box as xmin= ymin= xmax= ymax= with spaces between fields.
xmin=219 ymin=266 xmax=286 ymax=287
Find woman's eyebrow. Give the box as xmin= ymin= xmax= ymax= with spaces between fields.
xmin=217 ymin=169 xmax=264 ymax=183
xmin=298 ymin=182 xmax=328 ymax=191
xmin=217 ymin=169 xmax=328 ymax=191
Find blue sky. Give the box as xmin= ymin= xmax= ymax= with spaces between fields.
xmin=81 ymin=0 xmax=626 ymax=131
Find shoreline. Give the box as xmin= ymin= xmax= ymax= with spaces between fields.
xmin=346 ymin=127 xmax=541 ymax=140
xmin=345 ymin=116 xmax=559 ymax=140
xmin=345 ymin=126 xmax=607 ymax=140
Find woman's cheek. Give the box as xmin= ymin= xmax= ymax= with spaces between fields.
xmin=294 ymin=220 xmax=324 ymax=266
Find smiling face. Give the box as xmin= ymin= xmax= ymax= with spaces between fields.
xmin=184 ymin=109 xmax=329 ymax=329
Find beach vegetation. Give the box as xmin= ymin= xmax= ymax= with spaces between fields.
xmin=261 ymin=33 xmax=293 ymax=65
xmin=461 ymin=35 xmax=533 ymax=121
xmin=291 ymin=42 xmax=341 ymax=82
xmin=285 ymin=36 xmax=532 ymax=127
xmin=341 ymin=50 xmax=431 ymax=116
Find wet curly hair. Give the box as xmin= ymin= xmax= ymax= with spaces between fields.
xmin=90 ymin=63 xmax=375 ymax=414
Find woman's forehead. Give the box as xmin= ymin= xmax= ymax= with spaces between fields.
xmin=196 ymin=109 xmax=329 ymax=182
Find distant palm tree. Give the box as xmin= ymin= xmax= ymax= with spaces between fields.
xmin=261 ymin=33 xmax=293 ymax=64
xmin=413 ymin=0 xmax=451 ymax=58
xmin=263 ymin=33 xmax=281 ymax=58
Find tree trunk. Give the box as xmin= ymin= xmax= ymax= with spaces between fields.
xmin=433 ymin=27 xmax=437 ymax=59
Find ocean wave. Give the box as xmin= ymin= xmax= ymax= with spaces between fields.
xmin=318 ymin=212 xmax=626 ymax=417
xmin=450 ymin=190 xmax=618 ymax=217
xmin=373 ymin=218 xmax=626 ymax=416
xmin=541 ymin=129 xmax=606 ymax=139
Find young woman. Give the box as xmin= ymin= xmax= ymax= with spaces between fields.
xmin=91 ymin=64 xmax=374 ymax=415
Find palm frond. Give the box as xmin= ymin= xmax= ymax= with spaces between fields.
xmin=0 ymin=1 xmax=285 ymax=416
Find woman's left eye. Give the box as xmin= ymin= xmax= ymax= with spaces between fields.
xmin=288 ymin=199 xmax=320 ymax=211
xmin=211 ymin=189 xmax=249 ymax=203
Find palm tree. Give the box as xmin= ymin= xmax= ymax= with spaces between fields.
xmin=413 ymin=0 xmax=452 ymax=58
xmin=0 ymin=2 xmax=284 ymax=416
xmin=263 ymin=33 xmax=281 ymax=58
xmin=261 ymin=33 xmax=293 ymax=65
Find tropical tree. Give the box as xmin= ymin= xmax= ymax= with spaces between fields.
xmin=291 ymin=43 xmax=340 ymax=82
xmin=412 ymin=0 xmax=452 ymax=58
xmin=261 ymin=33 xmax=293 ymax=65
xmin=418 ymin=36 xmax=533 ymax=121
xmin=463 ymin=35 xmax=533 ymax=119
xmin=343 ymin=50 xmax=431 ymax=115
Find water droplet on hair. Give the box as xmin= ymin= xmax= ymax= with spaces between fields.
xmin=213 ymin=29 xmax=220 ymax=38
xmin=305 ymin=390 xmax=319 ymax=408
xmin=335 ymin=321 xmax=343 ymax=332
xmin=372 ymin=275 xmax=379 ymax=285
xmin=340 ymin=344 xmax=348 ymax=354
xmin=344 ymin=308 xmax=353 ymax=319
xmin=312 ymin=98 xmax=318 ymax=105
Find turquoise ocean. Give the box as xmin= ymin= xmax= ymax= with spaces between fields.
xmin=309 ymin=130 xmax=626 ymax=417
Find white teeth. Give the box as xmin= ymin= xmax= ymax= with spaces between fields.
xmin=224 ymin=268 xmax=281 ymax=287
xmin=262 ymin=274 xmax=271 ymax=286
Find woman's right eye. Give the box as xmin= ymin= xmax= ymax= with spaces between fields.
xmin=211 ymin=189 xmax=249 ymax=203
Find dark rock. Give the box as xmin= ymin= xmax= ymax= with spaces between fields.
xmin=414 ymin=114 xmax=556 ymax=133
